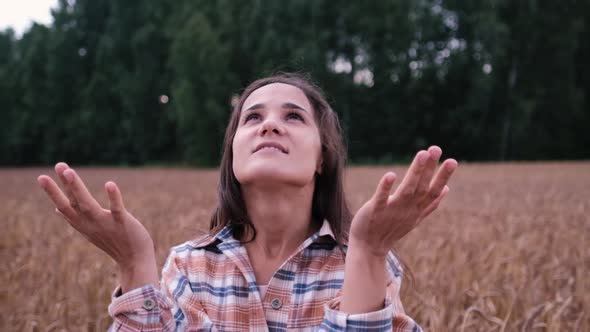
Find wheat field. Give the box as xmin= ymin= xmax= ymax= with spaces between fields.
xmin=1 ymin=162 xmax=588 ymax=331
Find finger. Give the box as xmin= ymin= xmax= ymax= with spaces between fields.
xmin=415 ymin=146 xmax=442 ymax=198
xmin=421 ymin=185 xmax=450 ymax=220
xmin=55 ymin=162 xmax=78 ymax=208
xmin=54 ymin=208 xmax=88 ymax=235
xmin=63 ymin=168 xmax=103 ymax=216
xmin=54 ymin=207 xmax=74 ymax=223
xmin=37 ymin=175 xmax=79 ymax=221
xmin=429 ymin=159 xmax=458 ymax=196
xmin=394 ymin=150 xmax=429 ymax=199
xmin=105 ymin=181 xmax=127 ymax=223
xmin=372 ymin=172 xmax=397 ymax=207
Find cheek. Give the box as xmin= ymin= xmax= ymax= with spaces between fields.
xmin=307 ymin=133 xmax=323 ymax=166
xmin=232 ymin=131 xmax=246 ymax=155
xmin=312 ymin=131 xmax=322 ymax=155
xmin=231 ymin=130 xmax=254 ymax=177
xmin=231 ymin=135 xmax=243 ymax=172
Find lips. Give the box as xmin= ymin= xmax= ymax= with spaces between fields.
xmin=253 ymin=142 xmax=288 ymax=154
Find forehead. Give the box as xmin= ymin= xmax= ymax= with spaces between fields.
xmin=242 ymin=83 xmax=313 ymax=112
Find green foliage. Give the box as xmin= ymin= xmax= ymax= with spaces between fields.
xmin=2 ymin=0 xmax=588 ymax=165
xmin=169 ymin=11 xmax=234 ymax=165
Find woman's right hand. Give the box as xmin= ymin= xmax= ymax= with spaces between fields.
xmin=37 ymin=162 xmax=159 ymax=292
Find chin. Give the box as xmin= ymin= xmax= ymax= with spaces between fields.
xmin=236 ymin=166 xmax=314 ymax=187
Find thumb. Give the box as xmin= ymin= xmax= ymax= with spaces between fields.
xmin=105 ymin=181 xmax=127 ymax=223
xmin=373 ymin=172 xmax=396 ymax=207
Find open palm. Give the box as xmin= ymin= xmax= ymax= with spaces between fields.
xmin=36 ymin=162 xmax=154 ymax=267
xmin=349 ymin=146 xmax=458 ymax=257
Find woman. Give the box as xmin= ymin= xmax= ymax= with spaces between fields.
xmin=37 ymin=73 xmax=457 ymax=331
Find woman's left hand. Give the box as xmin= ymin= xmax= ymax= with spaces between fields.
xmin=349 ymin=146 xmax=458 ymax=257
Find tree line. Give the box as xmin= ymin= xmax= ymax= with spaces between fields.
xmin=2 ymin=0 xmax=588 ymax=166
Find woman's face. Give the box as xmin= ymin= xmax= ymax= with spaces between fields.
xmin=232 ymin=83 xmax=323 ymax=188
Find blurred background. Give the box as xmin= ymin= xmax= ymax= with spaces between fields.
xmin=2 ymin=2 xmax=589 ymax=331
xmin=2 ymin=0 xmax=588 ymax=166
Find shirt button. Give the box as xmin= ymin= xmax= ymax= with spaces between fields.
xmin=270 ymin=298 xmax=282 ymax=310
xmin=143 ymin=299 xmax=156 ymax=310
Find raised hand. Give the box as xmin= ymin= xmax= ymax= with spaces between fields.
xmin=37 ymin=162 xmax=158 ymax=292
xmin=349 ymin=146 xmax=458 ymax=257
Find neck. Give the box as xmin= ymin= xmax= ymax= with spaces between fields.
xmin=241 ymin=182 xmax=317 ymax=260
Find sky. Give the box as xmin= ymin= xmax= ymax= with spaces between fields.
xmin=0 ymin=0 xmax=57 ymax=36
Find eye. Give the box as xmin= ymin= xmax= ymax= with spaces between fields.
xmin=244 ymin=112 xmax=260 ymax=123
xmin=286 ymin=112 xmax=304 ymax=121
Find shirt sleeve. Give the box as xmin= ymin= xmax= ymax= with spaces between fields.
xmin=107 ymin=248 xmax=217 ymax=332
xmin=319 ymin=252 xmax=423 ymax=332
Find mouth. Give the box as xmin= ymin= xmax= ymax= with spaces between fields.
xmin=253 ymin=142 xmax=289 ymax=154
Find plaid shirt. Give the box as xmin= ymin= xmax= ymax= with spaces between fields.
xmin=108 ymin=221 xmax=422 ymax=331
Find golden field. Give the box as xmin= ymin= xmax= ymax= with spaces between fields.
xmin=1 ymin=162 xmax=588 ymax=331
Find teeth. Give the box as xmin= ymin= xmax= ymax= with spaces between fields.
xmin=259 ymin=146 xmax=283 ymax=152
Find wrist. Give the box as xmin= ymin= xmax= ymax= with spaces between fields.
xmin=345 ymin=245 xmax=387 ymax=272
xmin=347 ymin=236 xmax=389 ymax=260
xmin=118 ymin=256 xmax=159 ymax=293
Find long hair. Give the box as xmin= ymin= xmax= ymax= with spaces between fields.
xmin=209 ymin=72 xmax=352 ymax=245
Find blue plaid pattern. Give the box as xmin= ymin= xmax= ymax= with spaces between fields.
xmin=108 ymin=220 xmax=423 ymax=331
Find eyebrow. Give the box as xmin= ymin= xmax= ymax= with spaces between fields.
xmin=243 ymin=102 xmax=308 ymax=113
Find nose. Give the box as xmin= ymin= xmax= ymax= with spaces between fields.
xmin=258 ymin=118 xmax=284 ymax=136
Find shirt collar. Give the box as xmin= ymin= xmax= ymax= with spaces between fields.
xmin=190 ymin=219 xmax=337 ymax=249
xmin=311 ymin=219 xmax=338 ymax=242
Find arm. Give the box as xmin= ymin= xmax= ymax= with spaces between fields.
xmin=340 ymin=245 xmax=387 ymax=313
xmin=322 ymin=146 xmax=457 ymax=331
xmin=108 ymin=248 xmax=217 ymax=332
xmin=36 ymin=163 xmax=215 ymax=331
xmin=320 ymin=251 xmax=421 ymax=332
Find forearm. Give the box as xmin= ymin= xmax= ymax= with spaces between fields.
xmin=340 ymin=242 xmax=388 ymax=313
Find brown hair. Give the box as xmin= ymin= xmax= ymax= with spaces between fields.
xmin=209 ymin=72 xmax=352 ymax=245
